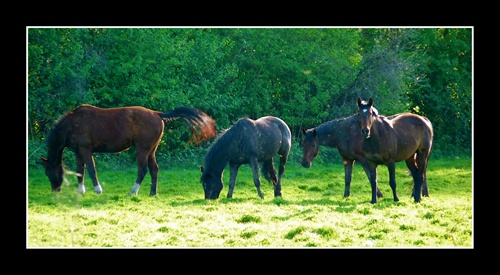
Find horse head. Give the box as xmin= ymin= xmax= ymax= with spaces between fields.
xmin=41 ymin=156 xmax=65 ymax=192
xmin=200 ymin=166 xmax=223 ymax=200
xmin=357 ymin=97 xmax=378 ymax=139
xmin=301 ymin=128 xmax=320 ymax=168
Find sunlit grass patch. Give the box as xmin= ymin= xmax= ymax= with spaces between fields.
xmin=28 ymin=158 xmax=473 ymax=248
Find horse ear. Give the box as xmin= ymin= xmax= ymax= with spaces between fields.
xmin=200 ymin=166 xmax=204 ymax=173
xmin=312 ymin=129 xmax=317 ymax=136
xmin=357 ymin=96 xmax=362 ymax=107
xmin=302 ymin=128 xmax=307 ymax=135
xmin=368 ymin=97 xmax=373 ymax=107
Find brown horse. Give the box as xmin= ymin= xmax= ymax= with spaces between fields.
xmin=301 ymin=97 xmax=433 ymax=203
xmin=41 ymin=104 xmax=216 ymax=196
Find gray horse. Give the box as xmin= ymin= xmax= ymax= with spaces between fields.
xmin=200 ymin=116 xmax=291 ymax=200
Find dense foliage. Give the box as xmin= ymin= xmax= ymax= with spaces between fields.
xmin=27 ymin=27 xmax=472 ymax=166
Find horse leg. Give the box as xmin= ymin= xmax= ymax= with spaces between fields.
xmin=75 ymin=154 xmax=86 ymax=194
xmin=227 ymin=163 xmax=241 ymax=198
xmin=411 ymin=152 xmax=430 ymax=202
xmin=275 ymin=155 xmax=287 ymax=197
xmin=405 ymin=155 xmax=422 ymax=202
xmin=387 ymin=162 xmax=399 ymax=202
xmin=130 ymin=151 xmax=149 ymax=195
xmin=418 ymin=152 xmax=430 ymax=197
xmin=261 ymin=159 xmax=277 ymax=183
xmin=343 ymin=159 xmax=354 ymax=198
xmin=270 ymin=167 xmax=278 ymax=186
xmin=147 ymin=152 xmax=159 ymax=196
xmin=360 ymin=162 xmax=379 ymax=204
xmin=78 ymin=149 xmax=102 ymax=194
xmin=250 ymin=158 xmax=264 ymax=199
xmin=262 ymin=158 xmax=280 ymax=196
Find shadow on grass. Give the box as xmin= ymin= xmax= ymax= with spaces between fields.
xmin=28 ymin=186 xmax=412 ymax=212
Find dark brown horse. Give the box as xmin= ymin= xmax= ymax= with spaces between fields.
xmin=200 ymin=116 xmax=291 ymax=200
xmin=41 ymin=104 xmax=216 ymax=196
xmin=301 ymin=97 xmax=433 ymax=203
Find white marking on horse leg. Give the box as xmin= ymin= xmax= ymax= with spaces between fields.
xmin=130 ymin=183 xmax=141 ymax=195
xmin=94 ymin=184 xmax=102 ymax=194
xmin=78 ymin=184 xmax=86 ymax=194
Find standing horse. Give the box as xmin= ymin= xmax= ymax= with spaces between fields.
xmin=200 ymin=116 xmax=291 ymax=200
xmin=41 ymin=104 xmax=216 ymax=196
xmin=301 ymin=97 xmax=433 ymax=203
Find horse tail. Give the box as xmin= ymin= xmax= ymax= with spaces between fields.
xmin=160 ymin=107 xmax=216 ymax=145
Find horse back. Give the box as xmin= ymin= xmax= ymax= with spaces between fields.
xmin=230 ymin=116 xmax=290 ymax=161
xmin=255 ymin=116 xmax=292 ymax=152
xmin=65 ymin=105 xmax=164 ymax=152
xmin=389 ymin=113 xmax=433 ymax=138
xmin=386 ymin=113 xmax=433 ymax=156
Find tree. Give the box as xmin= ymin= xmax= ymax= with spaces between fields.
xmin=28 ymin=27 xmax=473 ymax=164
xmin=406 ymin=28 xmax=472 ymax=157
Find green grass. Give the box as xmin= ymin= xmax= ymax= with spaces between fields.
xmin=27 ymin=157 xmax=473 ymax=248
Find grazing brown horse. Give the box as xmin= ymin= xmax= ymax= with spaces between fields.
xmin=301 ymin=97 xmax=433 ymax=203
xmin=41 ymin=104 xmax=216 ymax=196
xmin=200 ymin=116 xmax=291 ymax=200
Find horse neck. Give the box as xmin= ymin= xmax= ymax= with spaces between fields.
xmin=316 ymin=117 xmax=353 ymax=147
xmin=369 ymin=116 xmax=390 ymax=138
xmin=203 ymin=143 xmax=231 ymax=177
xmin=203 ymin=121 xmax=247 ymax=176
xmin=45 ymin=126 xmax=67 ymax=168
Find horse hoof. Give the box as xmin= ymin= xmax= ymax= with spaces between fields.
xmin=78 ymin=184 xmax=86 ymax=194
xmin=130 ymin=183 xmax=140 ymax=195
xmin=94 ymin=185 xmax=102 ymax=194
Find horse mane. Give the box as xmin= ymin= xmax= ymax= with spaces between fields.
xmin=205 ymin=118 xmax=247 ymax=160
xmin=318 ymin=106 xmax=386 ymax=133
xmin=46 ymin=105 xmax=94 ymax=144
xmin=203 ymin=117 xmax=252 ymax=171
xmin=45 ymin=109 xmax=74 ymax=154
xmin=316 ymin=115 xmax=353 ymax=133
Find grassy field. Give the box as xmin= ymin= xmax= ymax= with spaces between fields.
xmin=27 ymin=157 xmax=473 ymax=248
